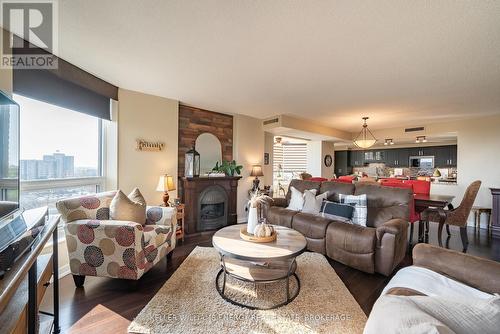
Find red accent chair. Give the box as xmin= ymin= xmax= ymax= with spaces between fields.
xmin=379 ymin=178 xmax=404 ymax=185
xmin=403 ymin=179 xmax=431 ymax=195
xmin=309 ymin=177 xmax=329 ymax=182
xmin=382 ymin=182 xmax=419 ymax=250
xmin=331 ymin=178 xmax=355 ymax=184
xmin=337 ymin=175 xmax=356 ymax=183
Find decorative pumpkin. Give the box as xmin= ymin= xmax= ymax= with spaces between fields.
xmin=253 ymin=221 xmax=275 ymax=238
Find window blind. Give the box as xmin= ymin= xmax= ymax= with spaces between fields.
xmin=273 ymin=143 xmax=307 ymax=173
xmin=11 ymin=35 xmax=117 ymax=120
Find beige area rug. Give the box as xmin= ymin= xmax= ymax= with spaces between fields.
xmin=128 ymin=247 xmax=367 ymax=334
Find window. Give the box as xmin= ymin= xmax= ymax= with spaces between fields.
xmin=273 ymin=137 xmax=307 ymax=197
xmin=14 ymin=94 xmax=105 ymax=212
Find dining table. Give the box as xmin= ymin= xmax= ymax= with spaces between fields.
xmin=414 ymin=193 xmax=456 ymax=246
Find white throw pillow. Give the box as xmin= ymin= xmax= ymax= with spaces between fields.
xmin=287 ymin=186 xmax=307 ymax=211
xmin=338 ymin=194 xmax=368 ymax=227
xmin=302 ymin=190 xmax=329 ymax=215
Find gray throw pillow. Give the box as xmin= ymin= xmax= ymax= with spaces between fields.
xmin=338 ymin=194 xmax=368 ymax=227
xmin=302 ymin=190 xmax=329 ymax=215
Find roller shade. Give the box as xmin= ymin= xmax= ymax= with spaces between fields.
xmin=11 ymin=35 xmax=117 ymax=120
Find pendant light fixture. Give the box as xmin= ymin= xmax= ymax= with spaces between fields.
xmin=353 ymin=117 xmax=377 ymax=149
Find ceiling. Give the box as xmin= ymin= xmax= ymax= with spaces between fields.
xmin=56 ymin=1 xmax=500 ymax=131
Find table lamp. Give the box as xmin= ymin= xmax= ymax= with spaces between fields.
xmin=250 ymin=165 xmax=264 ymax=191
xmin=156 ymin=174 xmax=176 ymax=206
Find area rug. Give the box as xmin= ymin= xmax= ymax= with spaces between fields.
xmin=128 ymin=247 xmax=366 ymax=334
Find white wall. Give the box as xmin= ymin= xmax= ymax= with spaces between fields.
xmin=233 ymin=114 xmax=265 ymax=222
xmin=306 ymin=141 xmax=322 ymax=176
xmin=306 ymin=140 xmax=335 ymax=178
xmin=117 ymin=88 xmax=179 ymax=204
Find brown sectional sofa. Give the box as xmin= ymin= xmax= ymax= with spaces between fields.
xmin=267 ymin=179 xmax=411 ymax=276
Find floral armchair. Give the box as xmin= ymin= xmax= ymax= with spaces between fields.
xmin=56 ymin=191 xmax=177 ymax=287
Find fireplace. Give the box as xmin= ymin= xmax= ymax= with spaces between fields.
xmin=198 ymin=185 xmax=228 ymax=231
xmin=180 ymin=176 xmax=240 ymax=234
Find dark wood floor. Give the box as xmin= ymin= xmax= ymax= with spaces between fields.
xmin=41 ymin=224 xmax=500 ymax=334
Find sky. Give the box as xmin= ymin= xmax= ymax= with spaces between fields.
xmin=14 ymin=94 xmax=100 ymax=168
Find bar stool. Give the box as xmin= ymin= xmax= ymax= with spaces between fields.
xmin=471 ymin=206 xmax=492 ymax=235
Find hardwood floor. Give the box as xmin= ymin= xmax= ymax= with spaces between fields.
xmin=41 ymin=225 xmax=500 ymax=333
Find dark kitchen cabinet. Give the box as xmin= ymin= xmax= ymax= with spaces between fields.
xmin=349 ymin=150 xmax=364 ymax=167
xmin=334 ymin=150 xmax=351 ymax=176
xmin=384 ymin=148 xmax=409 ymax=167
xmin=436 ymin=145 xmax=457 ymax=167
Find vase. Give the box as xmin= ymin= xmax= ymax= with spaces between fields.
xmin=247 ymin=206 xmax=259 ymax=234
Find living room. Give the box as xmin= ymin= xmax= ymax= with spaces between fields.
xmin=0 ymin=1 xmax=499 ymax=333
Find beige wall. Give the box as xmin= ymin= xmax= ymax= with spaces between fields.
xmin=263 ymin=132 xmax=274 ymax=186
xmin=233 ymin=114 xmax=265 ymax=222
xmin=321 ymin=141 xmax=335 ymax=178
xmin=118 ymin=88 xmax=179 ymax=205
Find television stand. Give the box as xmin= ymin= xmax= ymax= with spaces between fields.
xmin=0 ymin=207 xmax=61 ymax=334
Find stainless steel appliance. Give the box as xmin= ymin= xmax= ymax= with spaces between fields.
xmin=409 ymin=156 xmax=435 ymax=168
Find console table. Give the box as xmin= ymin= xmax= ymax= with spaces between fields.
xmin=491 ymin=188 xmax=500 ymax=239
xmin=0 ymin=208 xmax=60 ymax=334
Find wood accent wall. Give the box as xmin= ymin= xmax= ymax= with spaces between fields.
xmin=178 ymin=104 xmax=233 ymax=177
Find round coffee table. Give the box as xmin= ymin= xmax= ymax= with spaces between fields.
xmin=212 ymin=224 xmax=307 ymax=310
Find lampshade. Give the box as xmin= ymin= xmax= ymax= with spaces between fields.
xmin=353 ymin=117 xmax=377 ymax=149
xmin=250 ymin=165 xmax=264 ymax=177
xmin=156 ymin=175 xmax=176 ymax=192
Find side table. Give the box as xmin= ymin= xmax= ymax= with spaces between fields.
xmin=175 ymin=204 xmax=185 ymax=242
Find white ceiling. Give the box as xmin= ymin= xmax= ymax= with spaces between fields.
xmin=57 ymin=0 xmax=500 ymax=131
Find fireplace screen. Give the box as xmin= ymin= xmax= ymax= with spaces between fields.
xmin=197 ymin=185 xmax=228 ymax=231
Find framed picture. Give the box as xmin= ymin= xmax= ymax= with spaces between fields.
xmin=324 ymin=154 xmax=333 ymax=167
xmin=264 ymin=153 xmax=270 ymax=165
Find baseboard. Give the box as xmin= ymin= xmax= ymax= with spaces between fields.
xmin=58 ymin=264 xmax=71 ymax=278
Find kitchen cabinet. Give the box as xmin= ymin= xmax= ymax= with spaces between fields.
xmin=384 ymin=148 xmax=409 ymax=167
xmin=334 ymin=150 xmax=351 ymax=176
xmin=349 ymin=150 xmax=364 ymax=167
xmin=348 ymin=145 xmax=456 ymax=168
xmin=434 ymin=145 xmax=457 ymax=167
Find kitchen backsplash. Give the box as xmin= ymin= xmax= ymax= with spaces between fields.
xmin=352 ymin=165 xmax=457 ymax=179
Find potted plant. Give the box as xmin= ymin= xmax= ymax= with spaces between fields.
xmin=212 ymin=160 xmax=243 ymax=176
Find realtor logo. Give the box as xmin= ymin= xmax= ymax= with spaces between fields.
xmin=1 ymin=0 xmax=58 ymax=69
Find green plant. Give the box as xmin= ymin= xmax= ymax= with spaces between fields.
xmin=212 ymin=160 xmax=243 ymax=176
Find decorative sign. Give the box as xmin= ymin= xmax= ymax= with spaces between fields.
xmin=136 ymin=139 xmax=165 ymax=152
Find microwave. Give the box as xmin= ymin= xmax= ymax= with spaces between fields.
xmin=409 ymin=156 xmax=434 ymax=168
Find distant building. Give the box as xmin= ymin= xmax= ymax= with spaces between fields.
xmin=21 ymin=152 xmax=76 ymax=180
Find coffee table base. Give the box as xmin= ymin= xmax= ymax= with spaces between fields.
xmin=215 ymin=269 xmax=301 ymax=310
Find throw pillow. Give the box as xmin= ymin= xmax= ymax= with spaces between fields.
xmin=320 ymin=200 xmax=355 ymax=222
xmin=302 ymin=190 xmax=329 ymax=215
xmin=338 ymin=194 xmax=368 ymax=227
xmin=287 ymin=186 xmax=307 ymax=211
xmin=128 ymin=187 xmax=146 ymax=206
xmin=110 ymin=189 xmax=147 ymax=225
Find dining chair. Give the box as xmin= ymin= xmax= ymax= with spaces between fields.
xmin=422 ymin=180 xmax=481 ymax=253
xmin=403 ymin=179 xmax=431 ymax=195
xmin=382 ymin=182 xmax=419 ymax=250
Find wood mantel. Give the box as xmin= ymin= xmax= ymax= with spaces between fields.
xmin=181 ymin=176 xmax=241 ymax=235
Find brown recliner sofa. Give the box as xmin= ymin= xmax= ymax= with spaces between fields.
xmin=267 ymin=179 xmax=411 ymax=276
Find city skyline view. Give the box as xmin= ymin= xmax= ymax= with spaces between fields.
xmin=20 ymin=151 xmax=99 ymax=180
